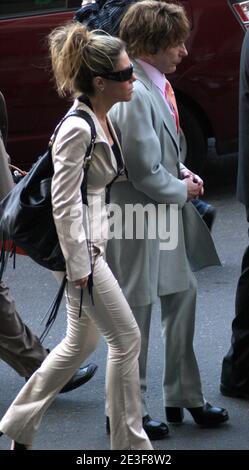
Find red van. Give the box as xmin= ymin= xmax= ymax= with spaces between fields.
xmin=172 ymin=0 xmax=246 ymax=171
xmin=0 ymin=1 xmax=247 ymax=171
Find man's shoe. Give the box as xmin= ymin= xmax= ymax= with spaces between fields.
xmin=142 ymin=414 xmax=169 ymax=440
xmin=220 ymin=383 xmax=249 ymax=400
xmin=166 ymin=403 xmax=229 ymax=427
xmin=25 ymin=363 xmax=98 ymax=394
xmin=186 ymin=403 xmax=228 ymax=427
xmin=106 ymin=414 xmax=169 ymax=440
xmin=60 ymin=364 xmax=98 ymax=393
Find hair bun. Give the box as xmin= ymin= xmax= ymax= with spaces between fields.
xmin=73 ymin=23 xmax=92 ymax=48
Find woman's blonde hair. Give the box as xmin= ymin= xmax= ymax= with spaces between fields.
xmin=120 ymin=1 xmax=190 ymax=58
xmin=48 ymin=22 xmax=125 ymax=97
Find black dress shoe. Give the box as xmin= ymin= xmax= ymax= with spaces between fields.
xmin=220 ymin=383 xmax=249 ymax=400
xmin=166 ymin=402 xmax=229 ymax=427
xmin=25 ymin=363 xmax=98 ymax=393
xmin=60 ymin=363 xmax=98 ymax=393
xmin=106 ymin=414 xmax=169 ymax=440
xmin=165 ymin=407 xmax=184 ymax=423
xmin=142 ymin=414 xmax=169 ymax=440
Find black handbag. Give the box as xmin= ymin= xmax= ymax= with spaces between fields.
xmin=0 ymin=109 xmax=96 ymax=277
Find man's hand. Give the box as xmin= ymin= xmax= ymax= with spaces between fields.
xmin=183 ymin=177 xmax=203 ymax=200
xmin=181 ymin=167 xmax=204 ymax=197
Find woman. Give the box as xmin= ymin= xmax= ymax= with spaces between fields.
xmin=0 ymin=22 xmax=152 ymax=451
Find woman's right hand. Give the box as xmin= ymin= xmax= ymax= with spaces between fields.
xmin=74 ymin=276 xmax=89 ymax=289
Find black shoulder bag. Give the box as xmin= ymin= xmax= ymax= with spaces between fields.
xmin=0 ymin=109 xmax=96 ymax=275
xmin=0 ymin=110 xmax=96 ymax=341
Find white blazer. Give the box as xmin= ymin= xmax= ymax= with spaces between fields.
xmin=52 ymin=99 xmax=123 ymax=282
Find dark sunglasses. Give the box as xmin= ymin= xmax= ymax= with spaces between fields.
xmin=100 ymin=63 xmax=134 ymax=82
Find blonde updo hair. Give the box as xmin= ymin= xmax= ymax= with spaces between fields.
xmin=48 ymin=22 xmax=125 ymax=97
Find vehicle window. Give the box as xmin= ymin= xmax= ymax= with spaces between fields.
xmin=0 ymin=1 xmax=73 ymax=17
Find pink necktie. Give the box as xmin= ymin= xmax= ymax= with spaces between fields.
xmin=165 ymin=81 xmax=179 ymax=132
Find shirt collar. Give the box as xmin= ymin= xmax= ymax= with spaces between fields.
xmin=136 ymin=59 xmax=166 ymax=97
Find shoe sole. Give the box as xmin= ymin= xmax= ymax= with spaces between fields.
xmin=146 ymin=429 xmax=169 ymax=440
xmin=167 ymin=415 xmax=229 ymax=428
xmin=197 ymin=414 xmax=229 ymax=428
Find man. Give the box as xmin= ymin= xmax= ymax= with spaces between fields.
xmin=75 ymin=0 xmax=216 ymax=232
xmin=107 ymin=0 xmax=228 ymax=432
xmin=0 ymin=91 xmax=97 ymax=394
xmin=220 ymin=30 xmax=249 ymax=399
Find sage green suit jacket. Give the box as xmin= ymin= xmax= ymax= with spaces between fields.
xmin=107 ymin=62 xmax=220 ymax=306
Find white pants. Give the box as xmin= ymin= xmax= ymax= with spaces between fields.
xmin=0 ymin=256 xmax=152 ymax=450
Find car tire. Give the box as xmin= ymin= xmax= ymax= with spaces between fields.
xmin=178 ymin=102 xmax=207 ymax=175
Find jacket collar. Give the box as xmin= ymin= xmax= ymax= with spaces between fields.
xmin=72 ymin=99 xmax=124 ymax=172
xmin=73 ymin=99 xmax=107 ymax=144
xmin=133 ymin=61 xmax=179 ymax=149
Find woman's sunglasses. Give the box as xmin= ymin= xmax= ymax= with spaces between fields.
xmin=100 ymin=63 xmax=134 ymax=82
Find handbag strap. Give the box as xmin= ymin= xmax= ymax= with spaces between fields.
xmin=39 ymin=110 xmax=97 ymax=341
xmin=51 ymin=109 xmax=97 ymax=206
